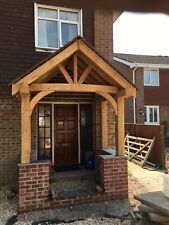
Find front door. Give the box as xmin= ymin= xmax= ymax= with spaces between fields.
xmin=54 ymin=104 xmax=78 ymax=166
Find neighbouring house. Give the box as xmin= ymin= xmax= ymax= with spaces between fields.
xmin=0 ymin=2 xmax=136 ymax=212
xmin=113 ymin=53 xmax=169 ymax=128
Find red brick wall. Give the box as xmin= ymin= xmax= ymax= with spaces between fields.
xmin=99 ymin=156 xmax=128 ymax=197
xmin=145 ymin=69 xmax=169 ymax=106
xmin=19 ymin=162 xmax=50 ymax=213
xmin=0 ymin=98 xmax=21 ymax=184
xmin=94 ymin=9 xmax=113 ymax=61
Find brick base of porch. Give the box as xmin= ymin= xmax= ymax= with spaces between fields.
xmin=18 ymin=156 xmax=128 ymax=213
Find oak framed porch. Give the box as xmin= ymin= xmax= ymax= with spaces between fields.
xmin=12 ymin=36 xmax=136 ymax=164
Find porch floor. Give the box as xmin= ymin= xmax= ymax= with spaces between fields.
xmin=49 ymin=168 xmax=102 ymax=200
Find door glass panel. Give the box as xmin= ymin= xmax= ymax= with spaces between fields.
xmin=39 ymin=128 xmax=44 ymax=138
xmin=45 ymin=128 xmax=51 ymax=137
xmin=39 ymin=117 xmax=45 ymax=127
xmin=38 ymin=105 xmax=52 ymax=160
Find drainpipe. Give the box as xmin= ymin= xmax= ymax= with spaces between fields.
xmin=132 ymin=67 xmax=137 ymax=124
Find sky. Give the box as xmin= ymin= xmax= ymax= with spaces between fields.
xmin=113 ymin=12 xmax=169 ymax=56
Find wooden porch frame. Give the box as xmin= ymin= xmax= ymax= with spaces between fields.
xmin=12 ymin=38 xmax=136 ymax=164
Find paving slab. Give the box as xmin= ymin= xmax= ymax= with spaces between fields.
xmin=134 ymin=191 xmax=169 ymax=216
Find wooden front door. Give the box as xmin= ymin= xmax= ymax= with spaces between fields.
xmin=54 ymin=104 xmax=78 ymax=166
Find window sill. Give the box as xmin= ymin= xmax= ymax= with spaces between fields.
xmin=35 ymin=47 xmax=58 ymax=53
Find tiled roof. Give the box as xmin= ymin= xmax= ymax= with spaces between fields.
xmin=113 ymin=53 xmax=169 ymax=65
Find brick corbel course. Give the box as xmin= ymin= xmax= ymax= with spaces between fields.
xmin=99 ymin=155 xmax=128 ymax=198
xmin=18 ymin=161 xmax=50 ymax=213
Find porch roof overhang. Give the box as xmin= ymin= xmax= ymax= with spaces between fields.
xmin=12 ymin=36 xmax=136 ymax=99
xmin=12 ymin=36 xmax=136 ymax=164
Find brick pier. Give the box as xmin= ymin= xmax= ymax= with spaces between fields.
xmin=18 ymin=162 xmax=50 ymax=213
xmin=18 ymin=156 xmax=128 ymax=213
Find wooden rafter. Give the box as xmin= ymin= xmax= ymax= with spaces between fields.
xmin=78 ymin=65 xmax=92 ymax=84
xmin=12 ymin=42 xmax=78 ymax=95
xmin=73 ymin=53 xmax=78 ymax=83
xmin=30 ymin=83 xmax=118 ymax=94
xmin=97 ymin=92 xmax=117 ymax=115
xmin=58 ymin=64 xmax=73 ymax=84
xmin=78 ymin=40 xmax=136 ymax=96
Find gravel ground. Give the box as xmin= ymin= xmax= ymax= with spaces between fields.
xmin=0 ymin=162 xmax=164 ymax=225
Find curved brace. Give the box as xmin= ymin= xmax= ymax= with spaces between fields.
xmin=97 ymin=92 xmax=117 ymax=115
xmin=30 ymin=91 xmax=54 ymax=116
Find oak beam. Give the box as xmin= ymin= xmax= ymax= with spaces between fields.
xmin=116 ymin=96 xmax=125 ymax=156
xmin=79 ymin=40 xmax=136 ymax=95
xmin=97 ymin=92 xmax=117 ymax=115
xmin=73 ymin=53 xmax=78 ymax=83
xmin=21 ymin=92 xmax=31 ymax=163
xmin=58 ymin=64 xmax=73 ymax=84
xmin=30 ymin=91 xmax=54 ymax=116
xmin=78 ymin=66 xmax=92 ymax=84
xmin=30 ymin=83 xmax=118 ymax=94
xmin=12 ymin=42 xmax=78 ymax=95
xmin=101 ymin=101 xmax=108 ymax=148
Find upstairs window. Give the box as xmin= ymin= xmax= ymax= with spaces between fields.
xmin=144 ymin=105 xmax=160 ymax=125
xmin=144 ymin=68 xmax=159 ymax=86
xmin=35 ymin=4 xmax=82 ymax=50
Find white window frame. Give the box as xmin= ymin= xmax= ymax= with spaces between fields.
xmin=144 ymin=105 xmax=160 ymax=125
xmin=34 ymin=3 xmax=83 ymax=51
xmin=144 ymin=68 xmax=159 ymax=86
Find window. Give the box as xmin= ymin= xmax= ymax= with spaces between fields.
xmin=144 ymin=68 xmax=159 ymax=86
xmin=144 ymin=106 xmax=160 ymax=125
xmin=35 ymin=4 xmax=82 ymax=50
xmin=38 ymin=104 xmax=52 ymax=160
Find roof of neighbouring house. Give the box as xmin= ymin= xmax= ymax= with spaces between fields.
xmin=113 ymin=53 xmax=169 ymax=68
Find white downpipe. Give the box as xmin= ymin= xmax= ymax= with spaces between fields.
xmin=132 ymin=67 xmax=137 ymax=124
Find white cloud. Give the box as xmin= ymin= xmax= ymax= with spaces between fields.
xmin=113 ymin=12 xmax=169 ymax=56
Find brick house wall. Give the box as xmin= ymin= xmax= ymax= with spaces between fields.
xmin=145 ymin=69 xmax=169 ymax=126
xmin=0 ymin=1 xmax=115 ymax=184
xmin=112 ymin=60 xmax=144 ymax=124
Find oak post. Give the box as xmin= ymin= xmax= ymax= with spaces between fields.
xmin=101 ymin=101 xmax=108 ymax=149
xmin=20 ymin=85 xmax=31 ymax=163
xmin=116 ymin=96 xmax=125 ymax=156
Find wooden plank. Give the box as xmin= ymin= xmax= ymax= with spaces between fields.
xmin=127 ymin=135 xmax=153 ymax=142
xmin=101 ymin=101 xmax=108 ymax=148
xmin=148 ymin=212 xmax=169 ymax=222
xmin=58 ymin=64 xmax=73 ymax=84
xmin=78 ymin=40 xmax=136 ymax=96
xmin=30 ymin=83 xmax=118 ymax=94
xmin=78 ymin=65 xmax=92 ymax=84
xmin=21 ymin=93 xmax=31 ymax=163
xmin=142 ymin=137 xmax=156 ymax=167
xmin=97 ymin=92 xmax=117 ymax=115
xmin=134 ymin=191 xmax=169 ymax=217
xmin=73 ymin=53 xmax=78 ymax=83
xmin=12 ymin=41 xmax=78 ymax=95
xmin=117 ymin=96 xmax=125 ymax=155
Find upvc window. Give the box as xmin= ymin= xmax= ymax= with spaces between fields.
xmin=35 ymin=4 xmax=82 ymax=50
xmin=144 ymin=105 xmax=160 ymax=125
xmin=144 ymin=68 xmax=159 ymax=86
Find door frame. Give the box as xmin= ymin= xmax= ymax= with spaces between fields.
xmin=37 ymin=101 xmax=94 ymax=164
